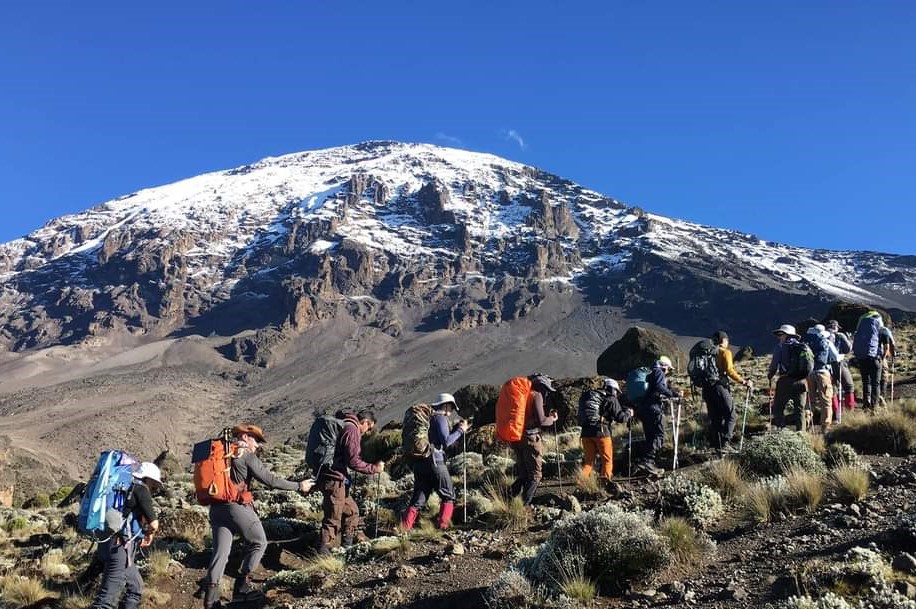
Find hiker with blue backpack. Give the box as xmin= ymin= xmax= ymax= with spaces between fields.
xmin=197 ymin=424 xmax=313 ymax=609
xmin=853 ymin=311 xmax=885 ymax=410
xmin=767 ymin=324 xmax=813 ymax=431
xmin=400 ymin=393 xmax=469 ymax=531
xmin=631 ymin=356 xmax=684 ymax=476
xmin=87 ymin=460 xmax=162 ymax=609
xmin=804 ymin=325 xmax=840 ymax=432
xmin=578 ymin=378 xmax=633 ymax=482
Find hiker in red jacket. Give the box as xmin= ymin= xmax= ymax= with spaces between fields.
xmin=317 ymin=409 xmax=384 ymax=555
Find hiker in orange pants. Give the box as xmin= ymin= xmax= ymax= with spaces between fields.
xmin=578 ymin=378 xmax=633 ymax=480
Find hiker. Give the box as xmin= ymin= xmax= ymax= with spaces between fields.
xmin=805 ymin=325 xmax=840 ymax=432
xmin=401 ymin=394 xmax=469 ymax=530
xmin=203 ymin=424 xmax=313 ymax=609
xmin=767 ymin=324 xmax=811 ymax=431
xmin=635 ymin=357 xmax=684 ymax=476
xmin=578 ymin=378 xmax=633 ymax=481
xmin=827 ymin=320 xmax=856 ymax=412
xmin=706 ymin=331 xmax=753 ymax=452
xmin=507 ymin=374 xmax=558 ymax=504
xmin=878 ymin=325 xmax=897 ymax=404
xmin=317 ymin=409 xmax=384 ymax=554
xmin=853 ymin=311 xmax=884 ymax=410
xmin=90 ymin=462 xmax=162 ymax=609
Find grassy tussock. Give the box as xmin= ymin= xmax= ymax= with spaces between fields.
xmin=141 ymin=588 xmax=171 ymax=607
xmin=656 ymin=517 xmax=712 ymax=565
xmin=483 ymin=481 xmax=529 ymax=531
xmin=574 ymin=467 xmax=604 ymax=496
xmin=698 ymin=459 xmax=747 ymax=502
xmin=303 ymin=554 xmax=346 ymax=574
xmin=0 ymin=576 xmax=57 ymax=608
xmin=60 ymin=593 xmax=92 ymax=609
xmin=559 ymin=571 xmax=597 ymax=604
xmin=803 ymin=432 xmax=827 ymax=457
xmin=742 ymin=484 xmax=780 ymax=524
xmin=785 ymin=467 xmax=826 ymax=513
xmin=826 ymin=407 xmax=916 ymax=455
xmin=831 ymin=465 xmax=870 ymax=503
xmin=144 ymin=550 xmax=172 ymax=580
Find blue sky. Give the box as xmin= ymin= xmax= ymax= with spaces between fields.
xmin=1 ymin=2 xmax=914 ymax=254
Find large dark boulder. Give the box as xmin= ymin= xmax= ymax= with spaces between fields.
xmin=824 ymin=302 xmax=892 ymax=332
xmin=597 ymin=326 xmax=686 ymax=379
xmin=454 ymin=384 xmax=500 ymax=425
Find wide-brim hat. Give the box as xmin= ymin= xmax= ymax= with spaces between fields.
xmin=603 ymin=378 xmax=620 ymax=392
xmin=431 ymin=393 xmax=458 ymax=411
xmin=133 ymin=462 xmax=162 ymax=485
xmin=232 ymin=423 xmax=267 ymax=443
xmin=531 ymin=374 xmax=556 ymax=392
xmin=773 ymin=324 xmax=797 ymax=337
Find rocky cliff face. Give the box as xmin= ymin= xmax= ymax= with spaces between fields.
xmin=1 ymin=141 xmax=914 ymax=354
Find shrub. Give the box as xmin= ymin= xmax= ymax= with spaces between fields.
xmin=407 ymin=520 xmax=442 ymax=542
xmin=158 ymin=508 xmax=210 ymax=548
xmin=656 ymin=516 xmax=715 ymax=564
xmin=785 ymin=467 xmax=826 ymax=513
xmin=5 ymin=517 xmax=29 ymax=534
xmin=739 ymin=430 xmax=827 ymax=478
xmin=0 ymin=575 xmax=56 ymax=608
xmin=48 ymin=486 xmax=74 ymax=506
xmin=483 ymin=482 xmax=529 ymax=531
xmin=40 ymin=549 xmax=71 ymax=579
xmin=697 ymin=459 xmax=746 ymax=502
xmin=658 ymin=475 xmax=724 ymax=529
xmin=22 ymin=494 xmax=50 ymax=509
xmin=448 ymin=452 xmax=484 ymax=477
xmin=143 ymin=550 xmax=172 ymax=580
xmin=824 ymin=443 xmax=864 ymax=470
xmin=361 ymin=429 xmax=402 ymax=464
xmin=265 ymin=558 xmax=344 ymax=594
xmin=484 ymin=454 xmax=516 ymax=476
xmin=464 ymin=490 xmax=494 ymax=519
xmin=522 ymin=502 xmax=670 ymax=594
xmin=826 ymin=408 xmax=916 ymax=455
xmin=574 ymin=468 xmax=603 ymax=496
xmin=484 ymin=569 xmax=533 ymax=609
xmin=830 ymin=466 xmax=869 ymax=503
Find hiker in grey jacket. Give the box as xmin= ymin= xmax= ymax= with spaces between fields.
xmin=203 ymin=424 xmax=313 ymax=609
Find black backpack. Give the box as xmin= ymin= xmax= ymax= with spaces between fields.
xmin=688 ymin=339 xmax=720 ymax=387
xmin=784 ymin=341 xmax=815 ymax=380
xmin=577 ymin=390 xmax=604 ymax=427
xmin=305 ymin=415 xmax=346 ymax=474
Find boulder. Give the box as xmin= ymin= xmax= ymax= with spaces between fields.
xmin=824 ymin=302 xmax=892 ymax=332
xmin=453 ymin=384 xmax=500 ymax=425
xmin=597 ymin=326 xmax=685 ymax=379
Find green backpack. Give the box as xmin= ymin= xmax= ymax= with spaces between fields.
xmin=402 ymin=404 xmax=433 ymax=461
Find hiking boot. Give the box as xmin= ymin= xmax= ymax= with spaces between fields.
xmin=341 ymin=535 xmax=355 ymax=548
xmin=436 ymin=501 xmax=455 ymax=530
xmin=720 ymin=442 xmax=739 ymax=454
xmin=202 ymin=583 xmax=221 ymax=609
xmin=316 ymin=544 xmax=332 ymax=556
xmin=637 ymin=462 xmax=664 ymax=477
xmin=401 ymin=506 xmax=419 ymax=531
xmin=232 ymin=574 xmax=264 ymax=603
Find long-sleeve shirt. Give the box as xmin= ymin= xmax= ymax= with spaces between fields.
xmin=325 ymin=414 xmax=381 ymax=481
xmin=429 ymin=413 xmax=462 ymax=450
xmin=231 ymin=450 xmax=299 ymax=491
xmin=716 ymin=346 xmax=745 ymax=385
xmin=768 ymin=338 xmax=799 ymax=379
xmin=831 ymin=331 xmax=852 ymax=355
xmin=524 ymin=389 xmax=557 ymax=431
xmin=646 ymin=365 xmax=678 ymax=405
xmin=580 ymin=390 xmax=631 ymax=437
xmin=879 ymin=327 xmax=897 ymax=358
xmin=127 ymin=482 xmax=158 ymax=525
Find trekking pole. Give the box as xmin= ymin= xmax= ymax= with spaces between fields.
xmin=891 ymin=357 xmax=895 ymax=407
xmin=739 ymin=385 xmax=751 ymax=452
xmin=462 ymin=431 xmax=468 ymax=525
xmin=768 ymin=378 xmax=776 ymax=430
xmin=837 ymin=377 xmax=843 ymax=425
xmin=675 ymin=398 xmax=682 ymax=471
xmin=374 ymin=473 xmax=381 ymax=538
xmin=627 ymin=420 xmax=633 ymax=479
xmin=554 ymin=421 xmax=563 ymax=493
xmin=669 ymin=399 xmax=677 ymax=471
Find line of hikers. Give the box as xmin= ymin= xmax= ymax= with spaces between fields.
xmin=83 ymin=311 xmax=899 ymax=609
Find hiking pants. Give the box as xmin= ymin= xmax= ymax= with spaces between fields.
xmin=206 ymin=503 xmax=267 ymax=587
xmin=859 ymin=357 xmax=881 ymax=408
xmin=90 ymin=539 xmax=143 ymax=609
xmin=808 ymin=369 xmax=834 ymax=428
xmin=702 ymin=383 xmax=736 ymax=448
xmin=408 ymin=457 xmax=456 ymax=509
xmin=319 ymin=478 xmax=358 ymax=548
xmin=637 ymin=402 xmax=665 ymax=465
xmin=879 ymin=357 xmax=892 ymax=398
xmin=772 ymin=376 xmax=808 ymax=431
xmin=581 ymin=436 xmax=613 ymax=480
xmin=510 ymin=432 xmax=543 ymax=504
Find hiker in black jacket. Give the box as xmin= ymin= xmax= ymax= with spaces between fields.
xmin=579 ymin=379 xmax=633 ymax=481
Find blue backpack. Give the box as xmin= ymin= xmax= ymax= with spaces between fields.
xmin=853 ymin=315 xmax=881 ymax=359
xmin=804 ymin=332 xmax=830 ymax=370
xmin=626 ymin=367 xmax=651 ymax=402
xmin=77 ymin=450 xmax=142 ymax=541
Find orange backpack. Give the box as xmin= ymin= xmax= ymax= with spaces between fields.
xmin=495 ymin=377 xmax=533 ymax=443
xmin=192 ymin=429 xmax=250 ymax=505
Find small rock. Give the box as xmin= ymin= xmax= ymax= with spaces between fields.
xmin=894 ymin=581 xmax=916 ymax=600
xmin=389 ymin=564 xmax=418 ymax=581
xmin=848 ymin=503 xmax=861 ymax=517
xmin=892 ymin=552 xmax=916 ymax=575
xmin=639 ymin=588 xmax=657 ymax=598
xmin=446 ymin=543 xmax=466 ymax=555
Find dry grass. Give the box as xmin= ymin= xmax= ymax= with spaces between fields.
xmin=574 ymin=467 xmax=604 ymax=496
xmin=559 ymin=570 xmax=597 ymax=604
xmin=60 ymin=592 xmax=92 ymax=609
xmin=302 ymin=554 xmax=346 ymax=574
xmin=483 ymin=481 xmax=529 ymax=531
xmin=786 ymin=467 xmax=826 ymax=513
xmin=803 ymin=432 xmax=827 ymax=457
xmin=373 ymin=507 xmax=398 ymax=531
xmin=370 ymin=536 xmax=411 ymax=559
xmin=656 ymin=517 xmax=711 ymax=565
xmin=0 ymin=575 xmax=57 ymax=608
xmin=408 ymin=519 xmax=443 ymax=542
xmin=144 ymin=550 xmax=172 ymax=580
xmin=831 ymin=465 xmax=870 ymax=503
xmin=698 ymin=459 xmax=747 ymax=502
xmin=742 ymin=484 xmax=778 ymax=524
xmin=140 ymin=588 xmax=172 ymax=608
xmin=826 ymin=407 xmax=916 ymax=455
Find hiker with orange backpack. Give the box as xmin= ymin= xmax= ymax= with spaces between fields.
xmin=196 ymin=424 xmax=313 ymax=609
xmin=401 ymin=394 xmax=469 ymax=531
xmin=496 ymin=374 xmax=558 ymax=505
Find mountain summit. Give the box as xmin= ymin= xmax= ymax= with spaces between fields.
xmin=1 ymin=141 xmax=913 ymax=353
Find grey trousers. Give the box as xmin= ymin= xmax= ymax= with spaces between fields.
xmin=90 ymin=540 xmax=143 ymax=609
xmin=206 ymin=503 xmax=267 ymax=586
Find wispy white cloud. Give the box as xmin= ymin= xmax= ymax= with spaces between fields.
xmin=435 ymin=132 xmax=463 ymax=146
xmin=501 ymin=129 xmax=526 ymax=150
